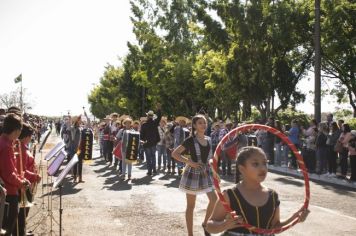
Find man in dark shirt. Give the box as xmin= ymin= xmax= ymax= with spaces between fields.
xmin=140 ymin=105 xmax=162 ymax=175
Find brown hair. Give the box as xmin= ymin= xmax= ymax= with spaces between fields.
xmin=19 ymin=123 xmax=34 ymax=139
xmin=2 ymin=113 xmax=22 ymax=134
xmin=191 ymin=114 xmax=206 ymax=137
xmin=235 ymin=146 xmax=266 ymax=183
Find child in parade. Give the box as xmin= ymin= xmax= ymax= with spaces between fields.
xmin=164 ymin=122 xmax=175 ymax=174
xmin=172 ymin=114 xmax=217 ymax=236
xmin=157 ymin=119 xmax=167 ymax=172
xmin=174 ymin=117 xmax=189 ymax=176
xmin=117 ymin=118 xmax=135 ymax=180
xmin=206 ymin=146 xmax=309 ymax=235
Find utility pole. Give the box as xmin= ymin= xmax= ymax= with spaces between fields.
xmin=314 ymin=0 xmax=321 ymax=122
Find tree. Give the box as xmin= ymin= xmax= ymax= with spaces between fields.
xmin=0 ymin=88 xmax=33 ymax=113
xmin=321 ymin=0 xmax=356 ymax=117
xmin=194 ymin=0 xmax=313 ymax=119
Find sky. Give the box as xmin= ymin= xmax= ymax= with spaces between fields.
xmin=0 ymin=0 xmax=349 ymax=117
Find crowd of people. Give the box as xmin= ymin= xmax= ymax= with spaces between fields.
xmin=3 ymin=104 xmax=352 ymax=235
xmin=255 ymin=114 xmax=356 ymax=184
xmin=64 ymin=106 xmax=319 ymax=236
xmin=0 ymin=107 xmax=47 ymax=236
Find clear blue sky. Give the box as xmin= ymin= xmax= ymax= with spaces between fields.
xmin=0 ymin=0 xmax=348 ymax=117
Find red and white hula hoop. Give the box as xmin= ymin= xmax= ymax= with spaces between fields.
xmin=210 ymin=124 xmax=310 ymax=234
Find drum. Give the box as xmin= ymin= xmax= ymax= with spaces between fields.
xmin=125 ymin=131 xmax=140 ymax=163
xmin=80 ymin=128 xmax=93 ymax=160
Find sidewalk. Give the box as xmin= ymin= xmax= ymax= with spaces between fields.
xmin=268 ymin=165 xmax=356 ymax=191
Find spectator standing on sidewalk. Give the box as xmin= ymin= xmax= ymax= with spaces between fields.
xmin=274 ymin=120 xmax=284 ymax=166
xmin=327 ymin=122 xmax=341 ymax=177
xmin=264 ymin=117 xmax=275 ymax=165
xmin=338 ymin=124 xmax=352 ymax=179
xmin=347 ymin=130 xmax=356 ymax=184
xmin=315 ymin=122 xmax=329 ymax=175
xmin=286 ymin=120 xmax=300 ymax=169
xmin=301 ymin=119 xmax=318 ymax=173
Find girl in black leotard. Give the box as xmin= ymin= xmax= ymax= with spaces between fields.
xmin=207 ymin=147 xmax=309 ymax=235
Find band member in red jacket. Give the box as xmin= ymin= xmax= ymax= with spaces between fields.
xmin=0 ymin=114 xmax=30 ymax=235
xmin=15 ymin=123 xmax=41 ymax=236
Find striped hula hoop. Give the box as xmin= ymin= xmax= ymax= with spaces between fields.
xmin=210 ymin=124 xmax=310 ymax=234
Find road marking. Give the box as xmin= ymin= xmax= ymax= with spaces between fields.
xmin=313 ymin=205 xmax=356 ymax=221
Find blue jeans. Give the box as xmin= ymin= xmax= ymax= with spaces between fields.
xmin=144 ymin=146 xmax=156 ymax=173
xmin=122 ymin=153 xmax=132 ymax=176
xmin=156 ymin=144 xmax=167 ymax=168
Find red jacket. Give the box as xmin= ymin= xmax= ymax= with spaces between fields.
xmin=16 ymin=142 xmax=38 ymax=184
xmin=0 ymin=136 xmax=22 ymax=195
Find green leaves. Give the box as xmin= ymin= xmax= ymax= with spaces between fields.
xmin=88 ymin=0 xmax=354 ymax=120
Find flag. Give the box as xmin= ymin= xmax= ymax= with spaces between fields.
xmin=14 ymin=74 xmax=22 ymax=83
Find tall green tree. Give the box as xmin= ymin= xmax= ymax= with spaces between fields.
xmin=322 ymin=0 xmax=356 ymax=116
xmin=194 ymin=0 xmax=313 ymax=119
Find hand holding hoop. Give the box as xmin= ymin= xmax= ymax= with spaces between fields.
xmin=210 ymin=124 xmax=310 ymax=234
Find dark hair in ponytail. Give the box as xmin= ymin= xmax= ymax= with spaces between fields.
xmin=235 ymin=146 xmax=266 ymax=183
xmin=191 ymin=114 xmax=206 ymax=137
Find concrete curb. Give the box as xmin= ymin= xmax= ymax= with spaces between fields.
xmin=268 ymin=165 xmax=356 ymax=192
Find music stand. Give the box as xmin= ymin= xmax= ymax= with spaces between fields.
xmin=53 ymin=154 xmax=79 ymax=236
xmin=39 ymin=130 xmax=51 ymax=152
xmin=47 ymin=150 xmax=67 ymax=177
xmin=45 ymin=141 xmax=65 ymax=161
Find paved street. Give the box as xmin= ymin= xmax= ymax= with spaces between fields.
xmin=29 ymin=132 xmax=356 ymax=236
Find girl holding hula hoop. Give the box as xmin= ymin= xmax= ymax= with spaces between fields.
xmin=207 ymin=146 xmax=309 ymax=235
xmin=172 ymin=114 xmax=217 ymax=236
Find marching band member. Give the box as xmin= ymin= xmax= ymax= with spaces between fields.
xmin=0 ymin=178 xmax=6 ymax=235
xmin=0 ymin=114 xmax=30 ymax=236
xmin=15 ymin=123 xmax=41 ymax=236
xmin=70 ymin=116 xmax=82 ymax=183
xmin=140 ymin=105 xmax=162 ymax=176
xmin=117 ymin=118 xmax=135 ymax=180
xmin=174 ymin=117 xmax=189 ymax=176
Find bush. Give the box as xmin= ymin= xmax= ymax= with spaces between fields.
xmin=276 ymin=108 xmax=311 ymax=128
xmin=347 ymin=118 xmax=356 ymax=130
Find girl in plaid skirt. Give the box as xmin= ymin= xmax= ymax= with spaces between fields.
xmin=172 ymin=114 xmax=217 ymax=236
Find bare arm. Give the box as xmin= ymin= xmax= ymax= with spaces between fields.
xmin=171 ymin=145 xmax=202 ymax=168
xmin=206 ymin=191 xmax=243 ymax=234
xmin=271 ymin=207 xmax=310 ymax=228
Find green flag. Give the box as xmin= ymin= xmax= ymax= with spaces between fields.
xmin=14 ymin=74 xmax=22 ymax=83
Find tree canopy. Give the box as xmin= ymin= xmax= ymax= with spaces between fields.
xmin=88 ymin=0 xmax=355 ymax=120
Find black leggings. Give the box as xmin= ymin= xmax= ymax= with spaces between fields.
xmin=339 ymin=149 xmax=349 ymax=176
xmin=350 ymin=155 xmax=356 ymax=181
xmin=327 ymin=147 xmax=337 ymax=174
xmin=12 ymin=207 xmax=29 ymax=236
xmin=2 ymin=195 xmax=19 ymax=236
xmin=73 ymin=156 xmax=83 ymax=178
